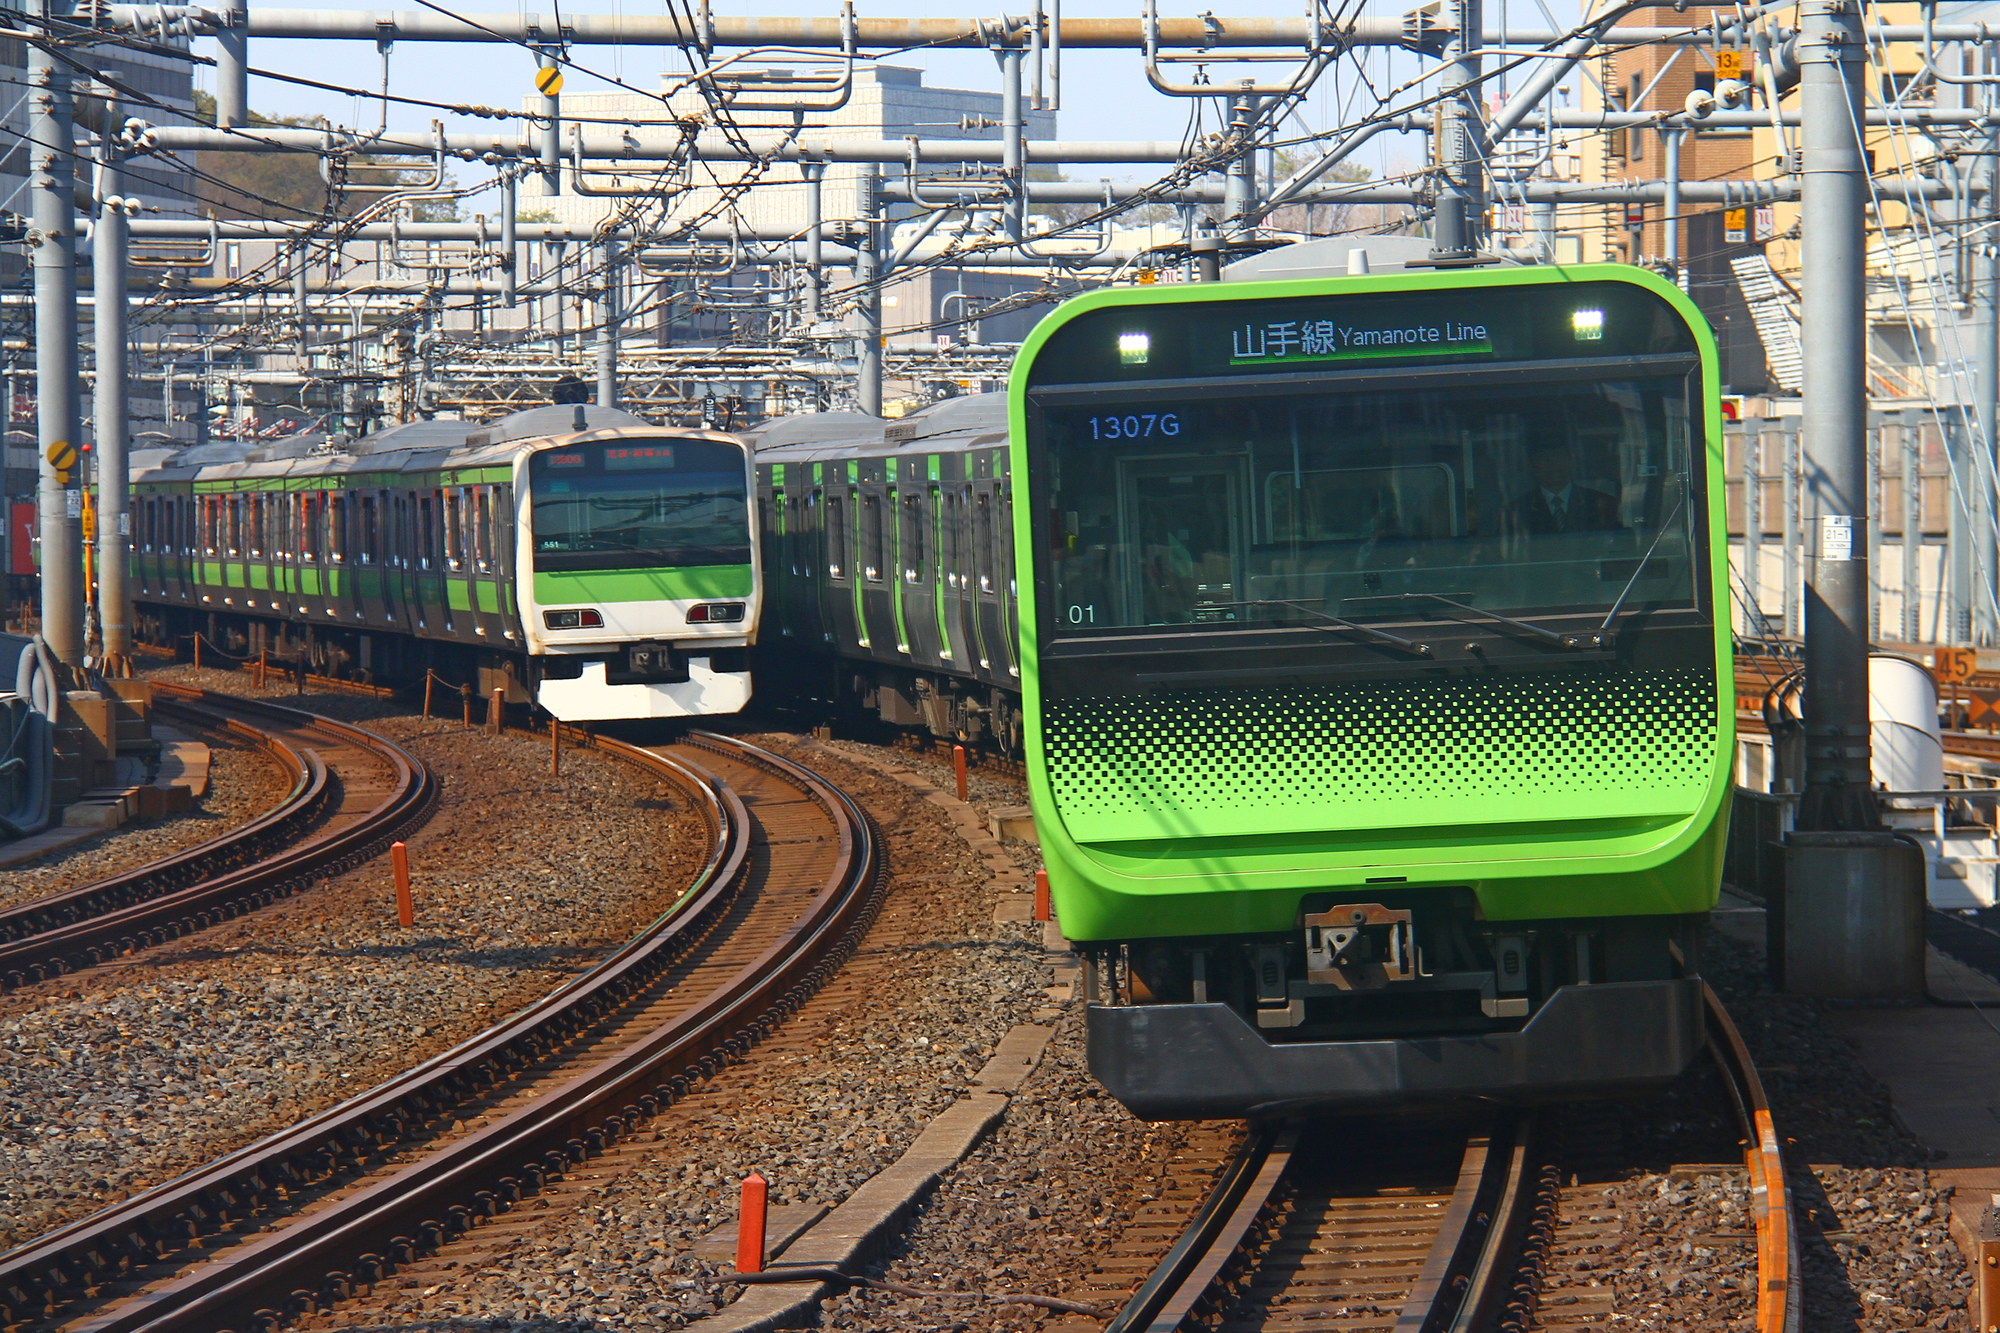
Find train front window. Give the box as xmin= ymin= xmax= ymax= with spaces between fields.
xmin=529 ymin=439 xmax=751 ymax=573
xmin=1037 ymin=376 xmax=1699 ymax=636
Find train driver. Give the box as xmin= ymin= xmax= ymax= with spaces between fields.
xmin=1507 ymin=440 xmax=1621 ymax=536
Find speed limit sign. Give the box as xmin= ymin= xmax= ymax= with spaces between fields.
xmin=1936 ymin=646 xmax=1979 ymax=683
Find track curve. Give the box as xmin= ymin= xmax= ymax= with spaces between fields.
xmin=1106 ymin=987 xmax=1798 ymax=1333
xmin=0 ymin=684 xmax=435 ymax=989
xmin=0 ymin=728 xmax=882 ymax=1333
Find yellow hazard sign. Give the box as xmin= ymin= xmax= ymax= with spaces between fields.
xmin=45 ymin=439 xmax=75 ymax=474
xmin=1715 ymin=49 xmax=1746 ymax=80
xmin=535 ymin=65 xmax=564 ymax=97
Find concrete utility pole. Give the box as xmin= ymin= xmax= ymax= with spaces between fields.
xmin=30 ymin=0 xmax=83 ymax=669
xmin=1796 ymin=0 xmax=1873 ymax=830
xmin=95 ymin=93 xmax=133 ymax=669
xmin=1785 ymin=0 xmax=1925 ymax=1003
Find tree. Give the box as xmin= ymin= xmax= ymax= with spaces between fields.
xmin=192 ymin=91 xmax=461 ymax=221
xmin=1263 ymin=149 xmax=1411 ymax=235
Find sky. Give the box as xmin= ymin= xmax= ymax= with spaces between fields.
xmin=183 ymin=0 xmax=1595 ymax=193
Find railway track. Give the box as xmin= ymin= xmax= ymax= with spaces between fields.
xmin=0 ymin=728 xmax=882 ymax=1333
xmin=1105 ymin=989 xmax=1798 ymax=1333
xmin=0 ymin=684 xmax=435 ymax=990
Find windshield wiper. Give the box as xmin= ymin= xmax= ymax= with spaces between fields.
xmin=1598 ymin=494 xmax=1689 ymax=639
xmin=1213 ymin=600 xmax=1433 ymax=657
xmin=1400 ymin=593 xmax=1590 ymax=650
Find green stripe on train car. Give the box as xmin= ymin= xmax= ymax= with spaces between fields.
xmin=531 ymin=565 xmax=753 ymax=603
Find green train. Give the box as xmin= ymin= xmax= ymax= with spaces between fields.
xmin=1013 ymin=261 xmax=1733 ymax=1117
xmin=131 ymin=405 xmax=760 ymax=721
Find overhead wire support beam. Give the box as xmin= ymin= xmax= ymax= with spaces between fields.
xmin=95 ymin=7 xmax=1433 ymax=49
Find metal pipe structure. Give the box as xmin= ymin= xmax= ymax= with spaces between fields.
xmin=855 ymin=167 xmax=882 ymax=415
xmin=214 ymin=0 xmax=247 ymax=129
xmin=1796 ymin=0 xmax=1875 ymax=830
xmin=94 ymin=95 xmax=132 ymax=668
xmin=125 ymin=105 xmax=2000 ymax=164
xmin=31 ymin=0 xmax=83 ymax=669
xmin=538 ymin=49 xmax=560 ymax=196
xmin=803 ymin=160 xmax=824 ymax=324
xmin=1000 ymin=46 xmax=1025 ymax=243
xmin=1977 ymin=117 xmax=1999 ymax=643
xmin=1663 ymin=128 xmax=1682 ymax=284
xmin=596 ymin=237 xmax=619 ymax=408
xmin=97 ymin=9 xmax=1426 ymax=48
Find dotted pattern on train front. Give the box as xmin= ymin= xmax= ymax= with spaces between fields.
xmin=1039 ymin=666 xmax=1719 ymax=842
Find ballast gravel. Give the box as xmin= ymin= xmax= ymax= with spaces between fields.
xmin=320 ymin=734 xmax=1059 ymax=1333
xmin=1535 ymin=927 xmax=1973 ymax=1333
xmin=0 ymin=668 xmax=710 ymax=1250
xmin=0 ymin=741 xmax=293 ymax=911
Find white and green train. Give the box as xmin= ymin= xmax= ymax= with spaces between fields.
xmin=131 ymin=404 xmax=760 ymax=721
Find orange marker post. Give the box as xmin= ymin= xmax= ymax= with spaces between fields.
xmin=736 ymin=1172 xmax=768 ymax=1274
xmin=461 ymin=684 xmax=473 ymax=730
xmin=192 ymin=633 xmax=201 ymax=671
xmin=491 ymin=687 xmax=506 ymax=735
xmin=423 ymin=672 xmax=434 ymax=720
xmin=954 ymin=744 xmax=968 ymax=802
xmin=551 ymin=720 xmax=562 ymax=776
xmin=1034 ymin=868 xmax=1051 ymax=923
xmin=392 ymin=841 xmax=413 ymax=927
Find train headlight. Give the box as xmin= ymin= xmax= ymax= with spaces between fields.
xmin=686 ymin=602 xmax=746 ymax=624
xmin=543 ymin=609 xmax=603 ymax=629
xmin=1571 ymin=308 xmax=1605 ymax=340
xmin=1118 ymin=331 xmax=1150 ymax=365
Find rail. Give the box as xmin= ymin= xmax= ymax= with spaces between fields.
xmin=0 ymin=684 xmax=434 ymax=987
xmin=0 ymin=729 xmax=882 ymax=1333
xmin=1106 ymin=1116 xmax=1534 ymax=1332
xmin=1704 ymin=983 xmax=1803 ymax=1333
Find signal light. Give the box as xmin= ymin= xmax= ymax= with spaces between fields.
xmin=543 ymin=608 xmax=603 ymax=629
xmin=687 ymin=602 xmax=746 ymax=624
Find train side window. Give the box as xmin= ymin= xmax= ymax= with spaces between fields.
xmin=361 ymin=496 xmax=378 ymax=566
xmin=975 ymin=492 xmax=994 ymax=593
xmin=902 ymin=491 xmax=925 ymax=583
xmin=445 ymin=490 xmax=464 ymax=571
xmin=330 ymin=495 xmax=346 ymax=564
xmin=200 ymin=497 xmax=215 ymax=557
xmin=474 ymin=489 xmax=491 ymax=574
xmin=1000 ymin=488 xmax=1016 ymax=597
xmin=862 ymin=491 xmax=883 ymax=582
xmin=826 ymin=489 xmax=846 ymax=580
xmin=419 ymin=496 xmax=435 ymax=571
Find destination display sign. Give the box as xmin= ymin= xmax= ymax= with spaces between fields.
xmin=1026 ymin=279 xmax=1697 ymax=389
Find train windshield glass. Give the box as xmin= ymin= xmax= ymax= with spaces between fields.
xmin=1036 ymin=375 xmax=1698 ymax=635
xmin=529 ymin=438 xmax=750 ymax=573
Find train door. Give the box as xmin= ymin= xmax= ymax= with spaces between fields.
xmin=898 ymin=460 xmax=944 ymax=669
xmin=492 ymin=482 xmax=521 ymax=645
xmin=970 ymin=474 xmax=1002 ymax=676
xmin=415 ymin=490 xmax=443 ymax=633
xmin=824 ymin=477 xmax=863 ymax=650
xmin=858 ymin=478 xmax=900 ymax=661
xmin=1114 ymin=454 xmax=1250 ymax=627
xmin=807 ymin=479 xmax=836 ymax=648
xmin=940 ymin=479 xmax=975 ymax=671
xmin=995 ymin=472 xmax=1020 ymax=678
xmin=386 ymin=492 xmax=410 ymax=632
